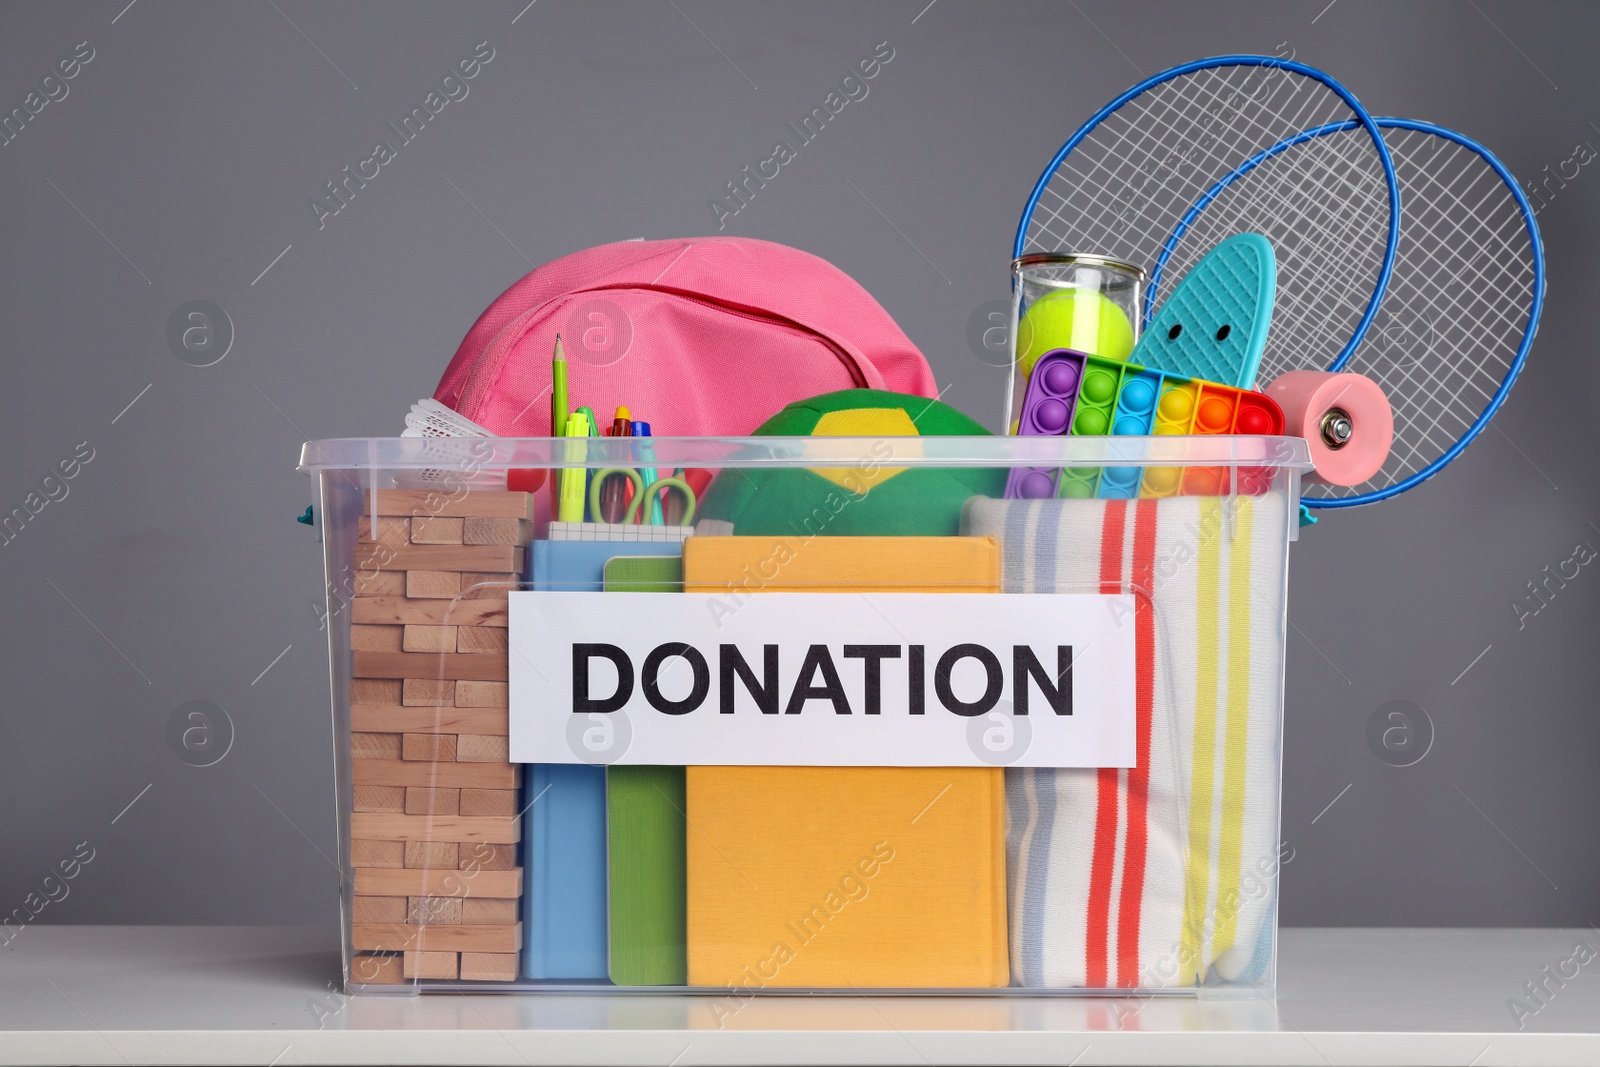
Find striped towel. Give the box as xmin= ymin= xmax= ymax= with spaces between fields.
xmin=962 ymin=493 xmax=1288 ymax=989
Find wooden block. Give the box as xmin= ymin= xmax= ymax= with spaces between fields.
xmin=410 ymin=516 xmax=464 ymax=544
xmin=463 ymin=517 xmax=534 ymax=545
xmin=354 ymin=759 xmax=516 ymax=790
xmin=350 ymin=840 xmax=405 ymax=868
xmin=353 ymin=597 xmax=510 ymax=628
xmin=404 ymin=786 xmax=459 ymax=815
xmin=353 ymin=922 xmax=520 ymax=954
xmin=459 ymin=788 xmax=517 ymax=817
xmin=369 ymin=489 xmax=535 ymax=520
xmin=406 ymin=571 xmax=461 ymax=599
xmin=351 ymin=896 xmax=407 ymax=923
xmin=403 ymin=951 xmax=459 ymax=980
xmin=455 ymin=681 xmax=508 ymax=708
xmin=408 ymin=896 xmax=464 ymax=925
xmin=352 ymin=705 xmax=508 ymax=736
xmin=349 ymin=813 xmax=520 ymax=844
xmin=353 ymin=867 xmax=522 ymax=899
xmin=353 ymin=785 xmax=406 ymax=813
xmin=358 ymin=515 xmax=410 ymax=545
xmin=351 ymin=678 xmax=402 ymax=705
xmin=459 ymin=573 xmax=520 ymax=599
xmin=402 ymin=625 xmax=456 ymax=654
xmin=402 ymin=679 xmax=455 ymax=706
xmin=455 ymin=734 xmax=509 ymax=763
xmin=402 ymin=733 xmax=457 ymax=761
xmin=462 ymin=898 xmax=519 ymax=925
xmin=354 ymin=569 xmax=405 ymax=596
xmin=459 ymin=952 xmax=519 ymax=981
xmin=456 ymin=626 xmax=508 ymax=654
xmin=405 ymin=841 xmax=459 ymax=869
xmin=354 ymin=652 xmax=509 ymax=681
xmin=460 ymin=843 xmax=518 ymax=872
xmin=355 ymin=543 xmax=522 ymax=573
xmin=350 ymin=624 xmax=404 ymax=652
xmin=351 ymin=953 xmax=405 ymax=984
xmin=351 ymin=732 xmax=403 ymax=760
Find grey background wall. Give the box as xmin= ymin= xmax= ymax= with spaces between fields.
xmin=1 ymin=0 xmax=1595 ymax=930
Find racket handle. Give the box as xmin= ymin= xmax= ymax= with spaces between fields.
xmin=1265 ymin=371 xmax=1392 ymax=487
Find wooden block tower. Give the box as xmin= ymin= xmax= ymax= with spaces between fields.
xmin=345 ymin=489 xmax=531 ymax=984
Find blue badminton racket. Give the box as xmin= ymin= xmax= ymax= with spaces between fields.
xmin=1015 ymin=55 xmax=1400 ymax=380
xmin=1203 ymin=117 xmax=1542 ymax=507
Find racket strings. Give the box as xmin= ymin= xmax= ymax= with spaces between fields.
xmin=1028 ymin=67 xmax=1340 ymax=258
xmin=1023 ymin=65 xmax=1395 ymax=374
xmin=1161 ymin=130 xmax=1391 ymax=379
xmin=1179 ymin=138 xmax=1379 ymax=311
xmin=1254 ymin=147 xmax=1387 ymax=370
xmin=1031 ymin=65 xmax=1363 ymax=252
xmin=1354 ymin=168 xmax=1525 ymax=479
xmin=1314 ymin=127 xmax=1537 ymax=498
xmin=1028 ymin=74 xmax=1276 ymax=254
xmin=1155 ymin=120 xmax=1386 ymax=298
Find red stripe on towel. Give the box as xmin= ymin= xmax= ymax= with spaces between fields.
xmin=1116 ymin=498 xmax=1159 ymax=986
xmin=1085 ymin=500 xmax=1129 ymax=989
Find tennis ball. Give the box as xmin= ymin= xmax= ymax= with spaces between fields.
xmin=1016 ymin=288 xmax=1135 ymax=378
xmin=698 ymin=389 xmax=1005 ymax=537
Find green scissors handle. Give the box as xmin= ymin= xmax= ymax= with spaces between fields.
xmin=589 ymin=469 xmax=697 ymax=527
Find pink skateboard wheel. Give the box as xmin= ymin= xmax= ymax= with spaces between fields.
xmin=1265 ymin=370 xmax=1392 ymax=486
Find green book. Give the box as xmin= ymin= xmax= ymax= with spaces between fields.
xmin=603 ymin=556 xmax=686 ymax=985
xmin=602 ymin=554 xmax=683 ymax=593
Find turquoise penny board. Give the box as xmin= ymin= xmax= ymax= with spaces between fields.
xmin=1131 ymin=232 xmax=1276 ymax=389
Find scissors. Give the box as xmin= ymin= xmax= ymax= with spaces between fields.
xmin=589 ymin=469 xmax=697 ymax=526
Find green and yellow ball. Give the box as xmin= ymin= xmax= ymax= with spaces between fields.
xmin=698 ymin=389 xmax=1003 ymax=537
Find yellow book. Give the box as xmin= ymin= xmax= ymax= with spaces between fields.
xmin=682 ymin=536 xmax=1009 ymax=989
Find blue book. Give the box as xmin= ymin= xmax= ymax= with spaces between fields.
xmin=522 ymin=538 xmax=685 ymax=981
xmin=529 ymin=538 xmax=685 ymax=591
xmin=525 ymin=763 xmax=608 ymax=979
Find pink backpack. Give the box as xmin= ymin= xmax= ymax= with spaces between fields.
xmin=435 ymin=237 xmax=936 ymax=435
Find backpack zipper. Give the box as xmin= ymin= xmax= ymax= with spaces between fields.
xmin=635 ymin=286 xmax=873 ymax=388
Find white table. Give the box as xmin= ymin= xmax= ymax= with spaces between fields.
xmin=1 ymin=926 xmax=1594 ymax=1064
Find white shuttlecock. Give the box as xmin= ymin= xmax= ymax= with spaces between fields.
xmin=402 ymin=398 xmax=493 ymax=438
xmin=397 ymin=399 xmax=502 ymax=489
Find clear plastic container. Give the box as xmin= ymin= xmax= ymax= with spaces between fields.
xmin=1007 ymin=254 xmax=1147 ymax=431
xmin=299 ymin=433 xmax=1310 ymax=997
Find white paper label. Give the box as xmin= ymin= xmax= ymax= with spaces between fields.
xmin=508 ymin=592 xmax=1136 ymax=768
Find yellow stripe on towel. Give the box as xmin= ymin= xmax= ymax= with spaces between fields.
xmin=1213 ymin=498 xmax=1256 ymax=957
xmin=1179 ymin=497 xmax=1224 ymax=984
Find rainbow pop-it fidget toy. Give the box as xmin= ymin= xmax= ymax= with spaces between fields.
xmin=1005 ymin=348 xmax=1285 ymax=500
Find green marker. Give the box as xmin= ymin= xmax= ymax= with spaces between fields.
xmin=577 ymin=405 xmax=600 ymax=518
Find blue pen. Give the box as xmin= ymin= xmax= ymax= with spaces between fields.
xmin=632 ymin=421 xmax=664 ymax=525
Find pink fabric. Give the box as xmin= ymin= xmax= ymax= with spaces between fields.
xmin=436 ymin=237 xmax=936 ymax=436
